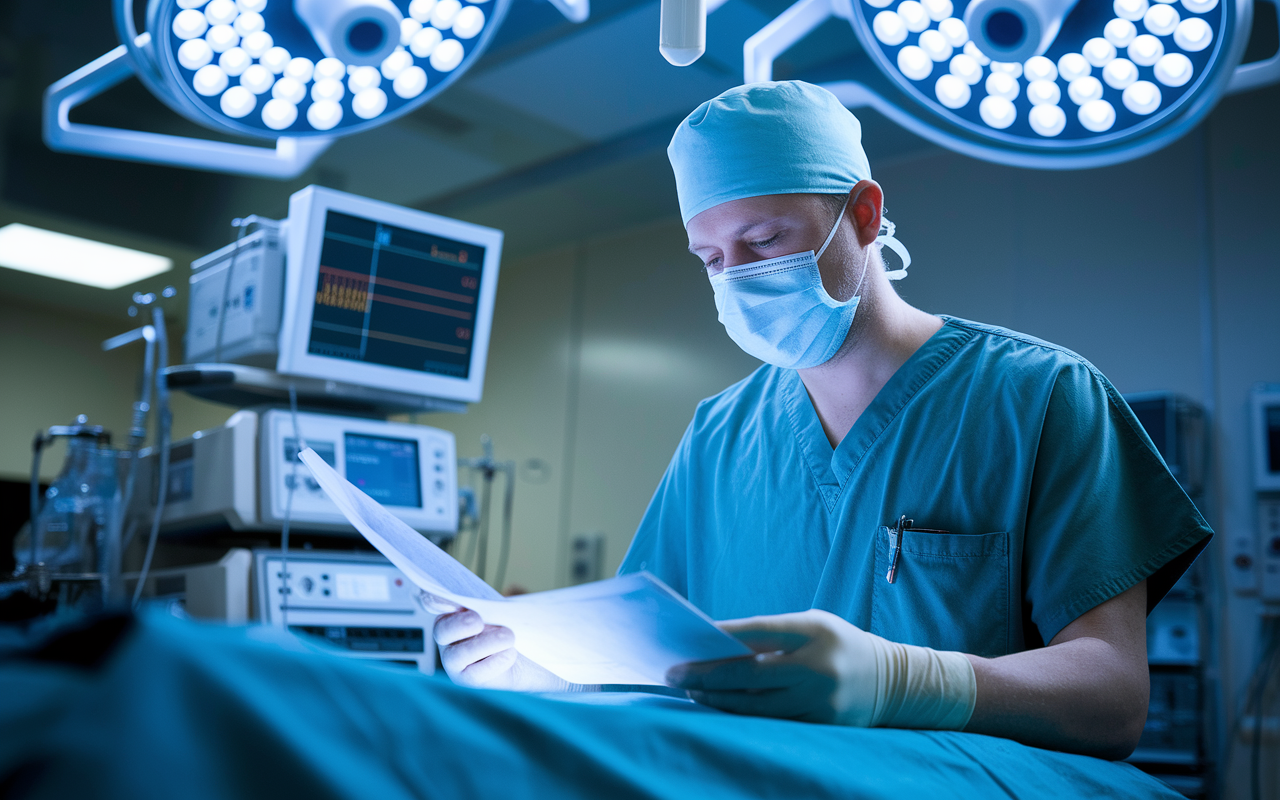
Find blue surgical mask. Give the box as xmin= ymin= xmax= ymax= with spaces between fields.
xmin=710 ymin=204 xmax=910 ymax=370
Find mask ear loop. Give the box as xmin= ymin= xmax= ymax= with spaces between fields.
xmin=877 ymin=217 xmax=912 ymax=281
xmin=819 ymin=187 xmax=874 ymax=300
xmin=814 ymin=199 xmax=848 ymax=261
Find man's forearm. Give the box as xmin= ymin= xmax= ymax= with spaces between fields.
xmin=963 ymin=635 xmax=1150 ymax=759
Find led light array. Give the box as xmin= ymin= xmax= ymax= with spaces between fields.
xmin=168 ymin=0 xmax=489 ymax=133
xmin=865 ymin=0 xmax=1218 ymax=136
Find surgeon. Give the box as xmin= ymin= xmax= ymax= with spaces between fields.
xmin=433 ymin=81 xmax=1213 ymax=759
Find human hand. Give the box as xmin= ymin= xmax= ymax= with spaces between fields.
xmin=666 ymin=609 xmax=974 ymax=730
xmin=432 ymin=605 xmax=582 ymax=692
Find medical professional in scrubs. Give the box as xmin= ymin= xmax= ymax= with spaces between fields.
xmin=434 ymin=81 xmax=1213 ymax=759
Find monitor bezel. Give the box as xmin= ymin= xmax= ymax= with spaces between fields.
xmin=1255 ymin=388 xmax=1280 ymax=491
xmin=277 ymin=185 xmax=502 ymax=404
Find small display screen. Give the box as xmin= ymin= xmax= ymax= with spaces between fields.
xmin=344 ymin=433 xmax=422 ymax=508
xmin=334 ymin=573 xmax=390 ymax=602
xmin=1268 ymin=406 xmax=1280 ymax=474
xmin=307 ymin=210 xmax=484 ymax=379
xmin=285 ymin=438 xmax=335 ymax=465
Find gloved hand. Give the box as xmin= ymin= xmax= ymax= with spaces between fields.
xmin=431 ymin=601 xmax=582 ymax=692
xmin=665 ymin=608 xmax=976 ymax=729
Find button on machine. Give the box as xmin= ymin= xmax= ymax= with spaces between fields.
xmin=255 ymin=550 xmax=438 ymax=674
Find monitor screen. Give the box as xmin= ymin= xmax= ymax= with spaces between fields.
xmin=280 ymin=186 xmax=501 ymax=404
xmin=285 ymin=437 xmax=335 ymax=466
xmin=308 ymin=210 xmax=484 ymax=380
xmin=344 ymin=433 xmax=422 ymax=508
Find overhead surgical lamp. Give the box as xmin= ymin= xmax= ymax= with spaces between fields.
xmin=45 ymin=0 xmax=589 ymax=178
xmin=661 ymin=0 xmax=1279 ymax=167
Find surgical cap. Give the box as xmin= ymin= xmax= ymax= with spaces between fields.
xmin=667 ymin=81 xmax=872 ymax=225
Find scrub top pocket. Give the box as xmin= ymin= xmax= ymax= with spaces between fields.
xmin=870 ymin=526 xmax=1011 ymax=657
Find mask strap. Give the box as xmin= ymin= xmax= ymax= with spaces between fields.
xmin=815 ymin=200 xmax=848 ymax=261
xmin=877 ymin=217 xmax=912 ymax=281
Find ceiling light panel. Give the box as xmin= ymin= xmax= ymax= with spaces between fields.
xmin=0 ymin=224 xmax=173 ymax=290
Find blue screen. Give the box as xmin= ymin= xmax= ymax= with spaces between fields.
xmin=344 ymin=434 xmax=422 ymax=508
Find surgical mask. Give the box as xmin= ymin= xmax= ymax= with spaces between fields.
xmin=708 ymin=203 xmax=911 ymax=370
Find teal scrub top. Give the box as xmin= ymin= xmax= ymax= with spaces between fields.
xmin=619 ymin=317 xmax=1212 ymax=656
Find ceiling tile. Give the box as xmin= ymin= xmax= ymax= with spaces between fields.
xmin=466 ymin=2 xmax=736 ymax=141
xmin=317 ymin=124 xmax=504 ymax=206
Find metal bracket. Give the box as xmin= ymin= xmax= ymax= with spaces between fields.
xmin=546 ymin=0 xmax=591 ymax=23
xmin=1228 ymin=0 xmax=1280 ymax=94
xmin=42 ymin=34 xmax=332 ymax=180
xmin=744 ymin=0 xmax=838 ymax=83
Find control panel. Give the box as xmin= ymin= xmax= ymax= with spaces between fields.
xmin=1260 ymin=497 xmax=1280 ymax=602
xmin=1253 ymin=386 xmax=1280 ymax=602
xmin=260 ymin=409 xmax=457 ymax=536
xmin=255 ymin=550 xmax=437 ymax=674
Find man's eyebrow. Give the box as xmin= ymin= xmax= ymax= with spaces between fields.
xmin=687 ymin=220 xmax=781 ymax=254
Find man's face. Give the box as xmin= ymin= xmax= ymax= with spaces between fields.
xmin=685 ymin=193 xmax=864 ymax=302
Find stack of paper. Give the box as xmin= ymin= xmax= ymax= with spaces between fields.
xmin=300 ymin=449 xmax=751 ymax=686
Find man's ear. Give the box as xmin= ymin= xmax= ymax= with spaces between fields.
xmin=846 ymin=179 xmax=883 ymax=248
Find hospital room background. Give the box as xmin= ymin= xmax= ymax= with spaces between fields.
xmin=0 ymin=0 xmax=1277 ymax=795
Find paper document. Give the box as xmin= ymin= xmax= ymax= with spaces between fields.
xmin=299 ymin=449 xmax=752 ymax=685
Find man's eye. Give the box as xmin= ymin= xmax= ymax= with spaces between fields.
xmin=703 ymin=256 xmax=721 ymax=270
xmin=751 ymin=235 xmax=779 ymax=248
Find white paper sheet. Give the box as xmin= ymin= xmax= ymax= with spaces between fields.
xmin=299 ymin=449 xmax=752 ymax=685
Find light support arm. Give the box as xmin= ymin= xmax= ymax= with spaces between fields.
xmin=548 ymin=0 xmax=591 ymax=23
xmin=43 ymin=37 xmax=332 ymax=179
xmin=744 ymin=0 xmax=847 ymax=81
xmin=1228 ymin=0 xmax=1280 ymax=92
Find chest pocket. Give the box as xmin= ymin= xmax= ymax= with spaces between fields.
xmin=870 ymin=525 xmax=1011 ymax=657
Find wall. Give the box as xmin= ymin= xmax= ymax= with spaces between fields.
xmin=0 ymin=296 xmax=234 ymax=483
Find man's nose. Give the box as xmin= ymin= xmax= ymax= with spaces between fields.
xmin=721 ymin=245 xmax=761 ymax=271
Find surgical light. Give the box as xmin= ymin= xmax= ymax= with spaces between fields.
xmin=0 ymin=224 xmax=173 ymax=290
xmin=718 ymin=0 xmax=1280 ymax=168
xmin=45 ymin=0 xmax=588 ymax=178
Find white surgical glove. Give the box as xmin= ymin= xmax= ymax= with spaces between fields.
xmin=429 ymin=597 xmax=587 ymax=692
xmin=666 ymin=608 xmax=976 ymax=730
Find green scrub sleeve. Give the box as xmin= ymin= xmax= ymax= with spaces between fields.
xmin=1022 ymin=361 xmax=1213 ymax=645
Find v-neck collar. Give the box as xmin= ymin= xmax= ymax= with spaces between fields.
xmin=780 ymin=317 xmax=975 ymax=511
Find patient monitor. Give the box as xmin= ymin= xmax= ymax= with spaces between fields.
xmin=177 ymin=184 xmax=503 ymax=411
xmin=154 ymin=186 xmax=501 ymax=541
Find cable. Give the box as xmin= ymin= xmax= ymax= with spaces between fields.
xmin=118 ymin=324 xmax=156 ymax=556
xmin=461 ymin=471 xmax=480 ymax=568
xmin=493 ymin=463 xmax=515 ymax=592
xmin=212 ymin=215 xmax=275 ymax=363
xmin=213 ymin=221 xmax=248 ymax=364
xmin=132 ymin=308 xmax=171 ymax=608
xmin=475 ymin=466 xmax=493 ymax=582
xmin=281 ymin=384 xmax=304 ymax=629
xmin=28 ymin=432 xmax=45 ymax=572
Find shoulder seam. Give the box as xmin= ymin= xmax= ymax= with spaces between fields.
xmin=944 ymin=318 xmax=1103 ymax=377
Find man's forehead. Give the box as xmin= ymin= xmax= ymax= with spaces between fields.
xmin=687 ymin=195 xmax=820 ymax=247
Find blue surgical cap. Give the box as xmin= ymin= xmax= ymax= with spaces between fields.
xmin=667 ymin=81 xmax=872 ymax=226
